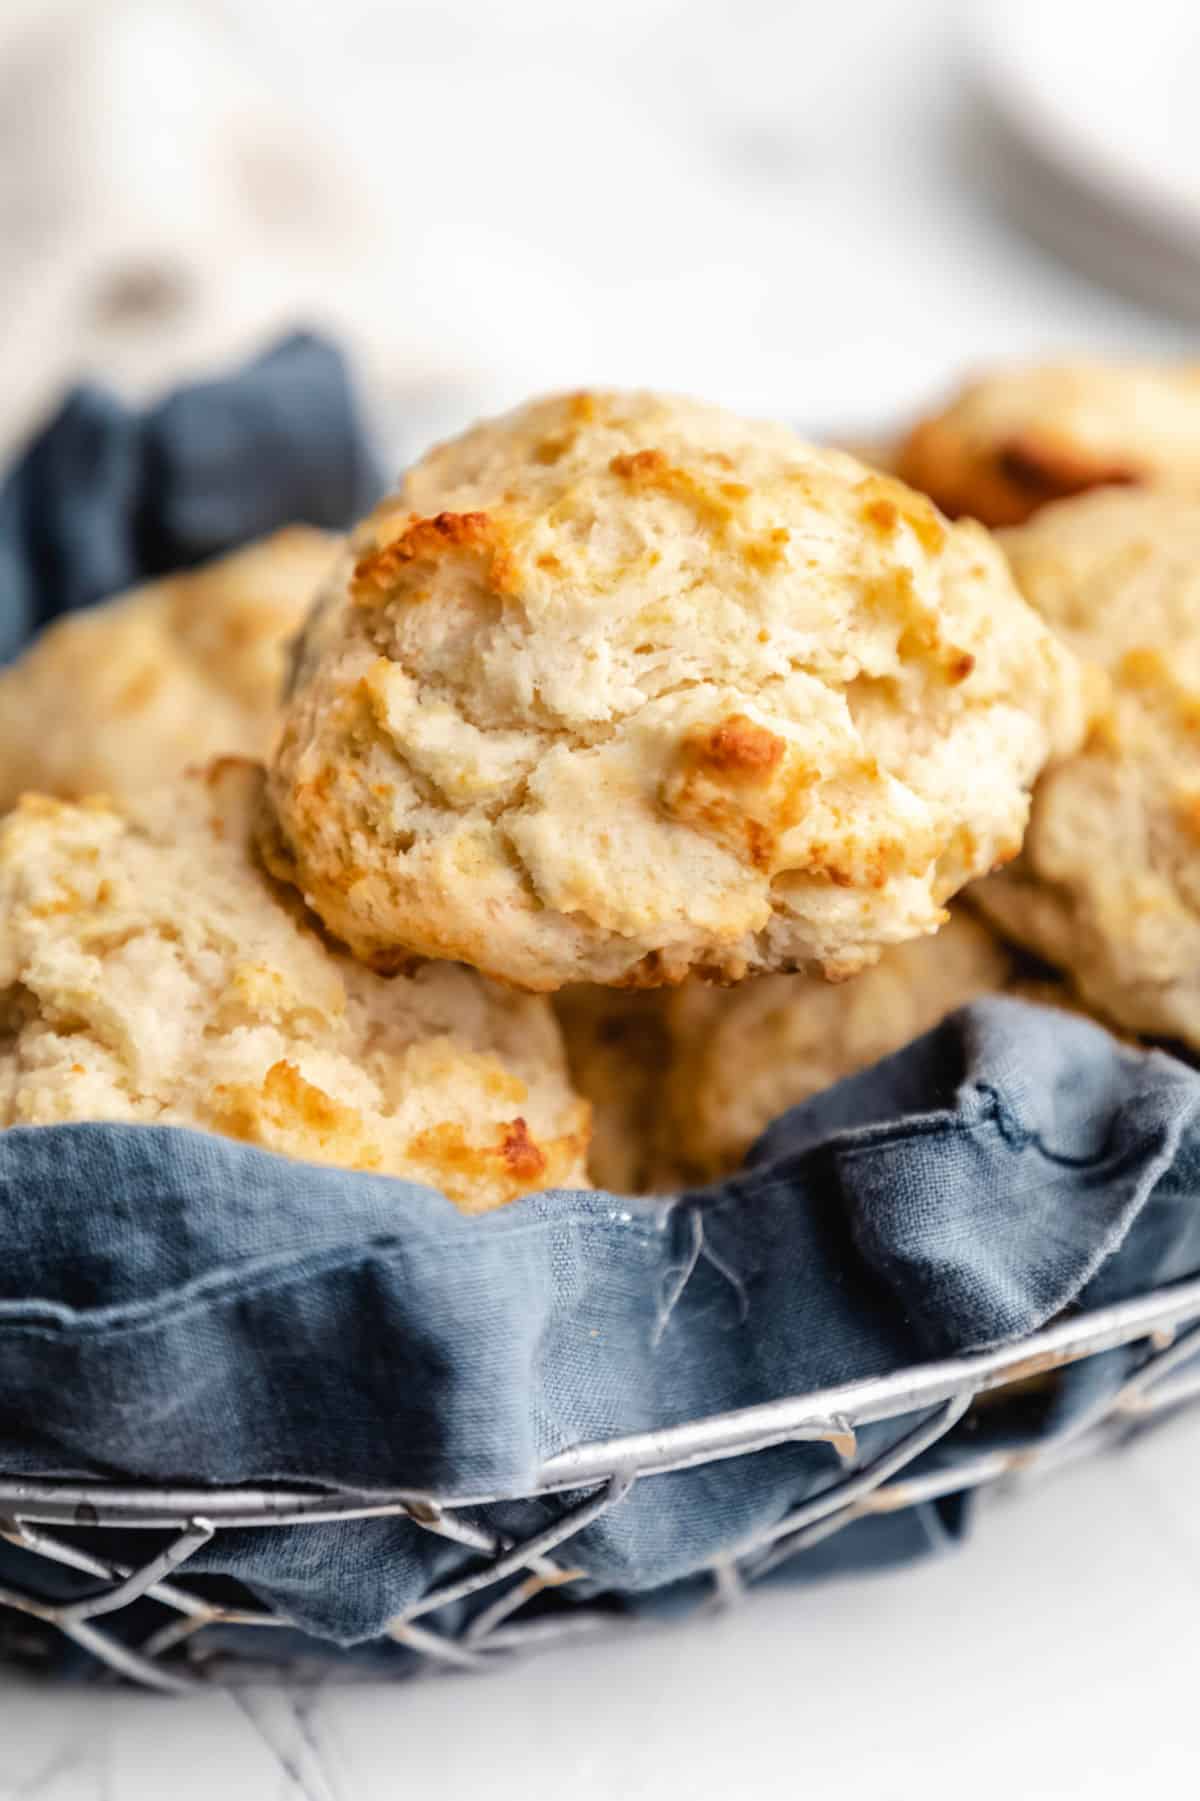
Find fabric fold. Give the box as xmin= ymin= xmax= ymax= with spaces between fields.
xmin=1 ymin=1002 xmax=1199 ymax=1643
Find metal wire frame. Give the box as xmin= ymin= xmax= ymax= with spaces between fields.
xmin=2 ymin=1273 xmax=1200 ymax=1693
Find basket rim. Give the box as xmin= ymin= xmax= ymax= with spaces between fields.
xmin=3 ymin=1271 xmax=1199 ymax=1529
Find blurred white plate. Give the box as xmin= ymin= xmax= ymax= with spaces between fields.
xmin=969 ymin=0 xmax=1200 ymax=315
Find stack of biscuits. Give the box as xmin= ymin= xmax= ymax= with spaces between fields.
xmin=4 ymin=367 xmax=1198 ymax=1206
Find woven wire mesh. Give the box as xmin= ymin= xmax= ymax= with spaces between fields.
xmin=3 ymin=1274 xmax=1200 ymax=1692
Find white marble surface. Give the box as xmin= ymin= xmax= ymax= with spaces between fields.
xmin=3 ymin=1 xmax=1200 ymax=1793
xmin=3 ymin=1412 xmax=1200 ymax=1799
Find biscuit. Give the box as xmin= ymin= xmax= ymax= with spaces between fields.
xmin=0 ymin=761 xmax=590 ymax=1210
xmin=975 ymin=489 xmax=1200 ymax=1045
xmin=558 ymin=912 xmax=1093 ymax=1190
xmin=657 ymin=909 xmax=1014 ymax=1182
xmin=265 ymin=389 xmax=1085 ymax=991
xmin=897 ymin=361 xmax=1200 ymax=528
xmin=0 ymin=529 xmax=337 ymax=811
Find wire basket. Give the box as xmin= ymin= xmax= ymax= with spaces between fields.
xmin=2 ymin=1275 xmax=1199 ymax=1692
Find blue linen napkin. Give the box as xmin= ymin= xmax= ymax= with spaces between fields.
xmin=0 ymin=330 xmax=382 ymax=660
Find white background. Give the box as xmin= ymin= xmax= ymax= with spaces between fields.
xmin=0 ymin=0 xmax=1193 ymax=457
xmin=2 ymin=1 xmax=1199 ymax=1793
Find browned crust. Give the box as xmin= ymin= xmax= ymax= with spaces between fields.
xmin=692 ymin=714 xmax=786 ymax=779
xmin=402 ymin=1112 xmax=588 ymax=1209
xmin=608 ymin=449 xmax=790 ymax=571
xmin=610 ymin=448 xmax=670 ymax=482
xmin=352 ymin=510 xmax=520 ymax=601
xmin=663 ymin=714 xmax=794 ymax=873
xmin=213 ymin=1058 xmax=384 ymax=1172
xmin=499 ymin=1116 xmax=546 ymax=1181
xmin=857 ymin=484 xmax=946 ymax=555
xmin=1174 ymin=789 xmax=1200 ymax=845
xmin=897 ymin=417 xmax=1142 ymax=528
xmin=663 ymin=709 xmax=937 ymax=891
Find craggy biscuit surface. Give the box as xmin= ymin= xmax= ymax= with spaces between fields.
xmin=0 ymin=761 xmax=589 ymax=1209
xmin=0 ymin=529 xmax=336 ymax=811
xmin=976 ymin=490 xmax=1200 ymax=1046
xmin=267 ymin=390 xmax=1085 ymax=991
xmin=898 ymin=362 xmax=1200 ymax=528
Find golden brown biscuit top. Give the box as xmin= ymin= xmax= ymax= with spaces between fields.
xmin=267 ymin=389 xmax=1085 ymax=992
